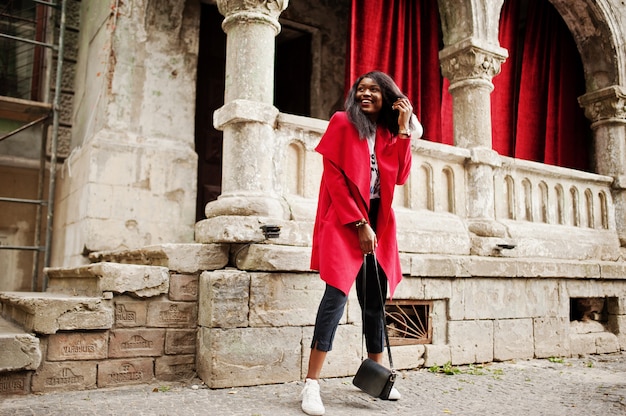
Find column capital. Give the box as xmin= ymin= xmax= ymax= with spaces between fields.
xmin=578 ymin=85 xmax=626 ymax=127
xmin=439 ymin=38 xmax=508 ymax=87
xmin=217 ymin=0 xmax=289 ymax=34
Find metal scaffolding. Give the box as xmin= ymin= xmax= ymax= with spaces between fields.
xmin=0 ymin=0 xmax=67 ymax=290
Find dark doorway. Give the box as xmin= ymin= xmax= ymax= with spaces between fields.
xmin=195 ymin=7 xmax=313 ymax=221
xmin=195 ymin=4 xmax=225 ymax=222
xmin=275 ymin=25 xmax=312 ymax=117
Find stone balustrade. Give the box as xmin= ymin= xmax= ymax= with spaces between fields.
xmin=192 ymin=114 xmax=625 ymax=388
xmin=274 ymin=113 xmax=622 ymax=261
xmin=495 ymin=156 xmax=614 ymax=229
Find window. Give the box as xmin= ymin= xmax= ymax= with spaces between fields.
xmin=0 ymin=0 xmax=48 ymax=101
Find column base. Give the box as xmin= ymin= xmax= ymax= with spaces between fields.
xmin=204 ymin=193 xmax=289 ymax=219
xmin=467 ymin=218 xmax=507 ymax=238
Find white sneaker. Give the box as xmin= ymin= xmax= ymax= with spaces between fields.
xmin=301 ymin=378 xmax=325 ymax=415
xmin=387 ymin=387 xmax=401 ymax=401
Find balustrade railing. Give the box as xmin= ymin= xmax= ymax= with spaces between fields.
xmin=275 ymin=114 xmax=620 ymax=259
xmin=495 ymin=157 xmax=614 ymax=230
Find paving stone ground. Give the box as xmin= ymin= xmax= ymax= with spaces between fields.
xmin=1 ymin=352 xmax=625 ymax=416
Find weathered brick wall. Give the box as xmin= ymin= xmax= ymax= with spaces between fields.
xmin=2 ymin=246 xmax=625 ymax=396
xmin=23 ymin=272 xmax=199 ymax=394
xmin=196 ymin=256 xmax=626 ymax=389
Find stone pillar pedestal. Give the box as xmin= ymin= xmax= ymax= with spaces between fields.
xmin=439 ymin=39 xmax=508 ymax=238
xmin=205 ymin=100 xmax=287 ymax=219
xmin=466 ymin=148 xmax=505 ymax=238
xmin=205 ymin=0 xmax=289 ymax=220
xmin=580 ymin=86 xmax=626 ymax=246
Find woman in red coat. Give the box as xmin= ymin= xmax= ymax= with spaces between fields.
xmin=301 ymin=71 xmax=423 ymax=416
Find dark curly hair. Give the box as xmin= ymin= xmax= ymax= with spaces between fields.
xmin=344 ymin=71 xmax=414 ymax=139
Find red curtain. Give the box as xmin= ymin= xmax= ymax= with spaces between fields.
xmin=439 ymin=77 xmax=453 ymax=145
xmin=491 ymin=0 xmax=521 ymax=156
xmin=345 ymin=0 xmax=446 ymax=143
xmin=346 ymin=0 xmax=590 ymax=170
xmin=494 ymin=0 xmax=590 ymax=170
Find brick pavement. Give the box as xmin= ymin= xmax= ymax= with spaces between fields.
xmin=1 ymin=352 xmax=624 ymax=416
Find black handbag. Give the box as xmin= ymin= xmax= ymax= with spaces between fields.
xmin=352 ymin=254 xmax=396 ymax=400
xmin=353 ymin=357 xmax=396 ymax=399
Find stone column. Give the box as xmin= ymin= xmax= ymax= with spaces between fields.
xmin=439 ymin=39 xmax=508 ymax=238
xmin=205 ymin=0 xmax=289 ymax=220
xmin=579 ymin=86 xmax=626 ymax=246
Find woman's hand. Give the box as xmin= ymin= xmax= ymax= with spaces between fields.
xmin=358 ymin=224 xmax=378 ymax=254
xmin=392 ymin=97 xmax=413 ymax=132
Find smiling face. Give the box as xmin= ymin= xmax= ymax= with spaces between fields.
xmin=355 ymin=77 xmax=383 ymax=121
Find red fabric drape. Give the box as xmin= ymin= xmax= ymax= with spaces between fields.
xmin=439 ymin=73 xmax=453 ymax=145
xmin=491 ymin=0 xmax=521 ymax=156
xmin=496 ymin=0 xmax=590 ymax=170
xmin=346 ymin=0 xmax=589 ymax=170
xmin=345 ymin=0 xmax=446 ymax=143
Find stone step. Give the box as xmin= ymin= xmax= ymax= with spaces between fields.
xmin=45 ymin=262 xmax=170 ymax=298
xmin=87 ymin=243 xmax=229 ymax=273
xmin=0 ymin=315 xmax=41 ymax=372
xmin=0 ymin=292 xmax=113 ymax=335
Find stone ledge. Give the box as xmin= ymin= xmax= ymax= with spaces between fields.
xmin=45 ymin=263 xmax=169 ymax=297
xmin=0 ymin=292 xmax=113 ymax=335
xmin=396 ymin=209 xmax=472 ymax=255
xmin=500 ymin=220 xmax=621 ymax=261
xmin=88 ymin=243 xmax=229 ymax=273
xmin=408 ymin=254 xmax=626 ymax=279
xmin=213 ymin=99 xmax=279 ymax=129
xmin=195 ymin=215 xmax=313 ymax=246
xmin=0 ymin=316 xmax=41 ymax=372
xmin=234 ymin=244 xmax=312 ymax=271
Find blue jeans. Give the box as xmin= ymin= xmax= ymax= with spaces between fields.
xmin=310 ymin=257 xmax=388 ymax=353
xmin=310 ymin=199 xmax=387 ymax=353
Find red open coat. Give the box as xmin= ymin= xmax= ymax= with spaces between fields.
xmin=310 ymin=111 xmax=412 ymax=297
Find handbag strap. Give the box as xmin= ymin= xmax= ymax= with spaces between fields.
xmin=360 ymin=254 xmax=395 ymax=371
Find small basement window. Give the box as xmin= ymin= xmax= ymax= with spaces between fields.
xmin=569 ymin=297 xmax=608 ymax=322
xmin=385 ymin=300 xmax=432 ymax=346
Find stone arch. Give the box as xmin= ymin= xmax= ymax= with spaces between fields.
xmin=555 ymin=184 xmax=565 ymax=225
xmin=285 ymin=141 xmax=305 ymax=196
xmin=599 ymin=190 xmax=609 ymax=229
xmin=441 ymin=166 xmax=456 ymax=214
xmin=437 ymin=0 xmax=505 ymax=47
xmin=570 ymin=186 xmax=581 ymax=227
xmin=522 ymin=178 xmax=533 ymax=221
xmin=584 ymin=188 xmax=595 ymax=228
xmin=438 ymin=0 xmax=624 ymax=90
xmin=418 ymin=163 xmax=435 ymax=211
xmin=548 ymin=0 xmax=624 ymax=90
xmin=505 ymin=175 xmax=516 ymax=220
xmin=538 ymin=181 xmax=549 ymax=223
xmin=422 ymin=0 xmax=626 ymax=139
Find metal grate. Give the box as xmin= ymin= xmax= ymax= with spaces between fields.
xmin=385 ymin=300 xmax=432 ymax=345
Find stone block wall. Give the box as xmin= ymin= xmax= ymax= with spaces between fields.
xmin=196 ymin=269 xmax=380 ymax=387
xmin=23 ymin=272 xmax=199 ymax=394
xmin=3 ymin=246 xmax=624 ymax=395
xmin=196 ymin=254 xmax=626 ymax=389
